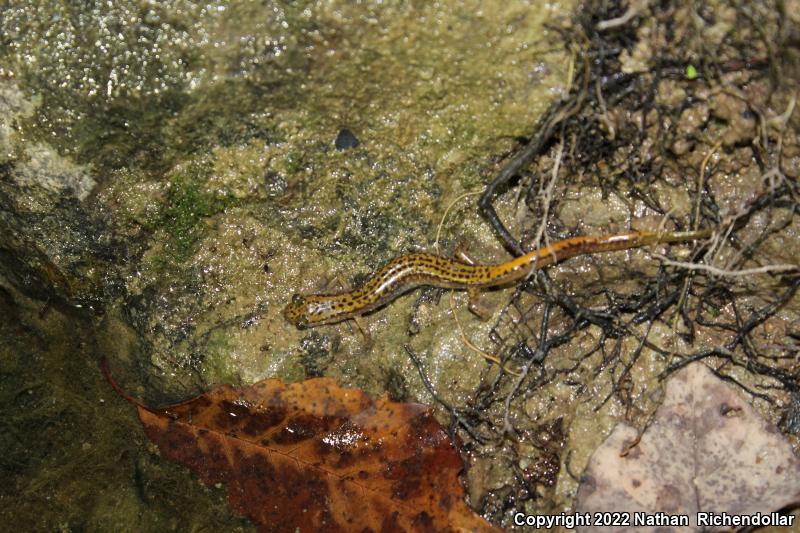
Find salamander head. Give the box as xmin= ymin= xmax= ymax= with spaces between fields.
xmin=283 ymin=293 xmax=337 ymax=329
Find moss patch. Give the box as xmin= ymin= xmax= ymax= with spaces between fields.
xmin=149 ymin=172 xmax=237 ymax=265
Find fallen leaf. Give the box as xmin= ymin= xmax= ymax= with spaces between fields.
xmin=103 ymin=362 xmax=496 ymax=533
xmin=577 ymin=362 xmax=800 ymax=532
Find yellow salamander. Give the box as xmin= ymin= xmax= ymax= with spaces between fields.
xmin=284 ymin=229 xmax=710 ymax=328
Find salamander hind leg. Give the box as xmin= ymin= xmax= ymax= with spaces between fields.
xmin=467 ymin=287 xmax=492 ymax=320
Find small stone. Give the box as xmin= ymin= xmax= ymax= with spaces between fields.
xmin=334 ymin=129 xmax=360 ymax=151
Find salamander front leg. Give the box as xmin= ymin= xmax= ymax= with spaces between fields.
xmin=467 ymin=287 xmax=492 ymax=320
xmin=350 ymin=315 xmax=373 ymax=348
xmin=333 ymin=275 xmax=372 ymax=346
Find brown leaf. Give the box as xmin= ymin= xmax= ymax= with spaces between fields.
xmin=577 ymin=362 xmax=800 ymax=532
xmin=104 ymin=362 xmax=496 ymax=533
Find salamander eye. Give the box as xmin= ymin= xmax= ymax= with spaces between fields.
xmin=291 ymin=293 xmax=305 ymax=305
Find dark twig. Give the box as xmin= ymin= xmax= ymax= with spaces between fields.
xmin=404 ymin=345 xmax=489 ymax=443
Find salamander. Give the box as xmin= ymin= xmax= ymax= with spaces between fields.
xmin=283 ymin=229 xmax=710 ymax=328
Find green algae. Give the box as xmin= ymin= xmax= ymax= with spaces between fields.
xmin=201 ymin=328 xmax=243 ymax=385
